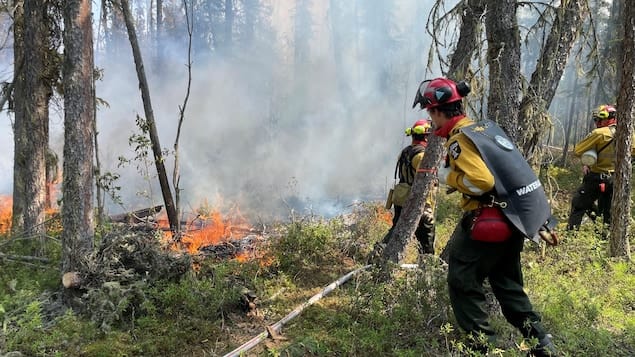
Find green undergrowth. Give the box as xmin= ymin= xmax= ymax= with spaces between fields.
xmin=2 ymin=166 xmax=635 ymax=356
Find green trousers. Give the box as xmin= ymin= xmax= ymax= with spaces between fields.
xmin=447 ymin=214 xmax=547 ymax=341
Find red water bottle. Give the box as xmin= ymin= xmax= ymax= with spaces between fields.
xmin=600 ymin=182 xmax=606 ymax=192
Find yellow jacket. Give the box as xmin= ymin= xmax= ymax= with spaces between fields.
xmin=444 ymin=117 xmax=495 ymax=211
xmin=573 ymin=125 xmax=616 ymax=174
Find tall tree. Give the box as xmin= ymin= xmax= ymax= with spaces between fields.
xmin=119 ymin=0 xmax=179 ymax=233
xmin=61 ymin=0 xmax=95 ymax=284
xmin=609 ymin=0 xmax=634 ymax=259
xmin=518 ymin=0 xmax=584 ymax=164
xmin=484 ymin=0 xmax=521 ymax=140
xmin=12 ymin=0 xmax=56 ymax=238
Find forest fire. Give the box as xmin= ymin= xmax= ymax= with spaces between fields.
xmin=158 ymin=205 xmax=264 ymax=261
xmin=0 ymin=195 xmax=12 ymax=234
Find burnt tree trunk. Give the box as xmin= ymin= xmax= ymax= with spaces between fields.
xmin=62 ymin=0 xmax=95 ymax=286
xmin=609 ymin=0 xmax=634 ymax=259
xmin=119 ymin=0 xmax=179 ymax=234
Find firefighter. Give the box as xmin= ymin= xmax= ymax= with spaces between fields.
xmin=566 ymin=104 xmax=618 ymax=230
xmin=412 ymin=77 xmax=557 ymax=356
xmin=390 ymin=119 xmax=435 ymax=255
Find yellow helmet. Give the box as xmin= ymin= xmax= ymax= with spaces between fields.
xmin=405 ymin=119 xmax=432 ymax=136
xmin=592 ymin=104 xmax=616 ymax=121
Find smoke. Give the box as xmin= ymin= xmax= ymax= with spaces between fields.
xmin=2 ymin=0 xmax=445 ymax=221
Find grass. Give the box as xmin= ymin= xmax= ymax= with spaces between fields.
xmin=2 ymin=165 xmax=635 ymax=356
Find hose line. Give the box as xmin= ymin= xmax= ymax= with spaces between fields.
xmin=222 ymin=264 xmax=373 ymax=357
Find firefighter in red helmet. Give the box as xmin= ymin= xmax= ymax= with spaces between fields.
xmin=413 ymin=77 xmax=557 ymax=356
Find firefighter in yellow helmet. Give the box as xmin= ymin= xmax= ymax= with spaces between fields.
xmin=388 ymin=119 xmax=435 ymax=255
xmin=567 ymin=104 xmax=622 ymax=230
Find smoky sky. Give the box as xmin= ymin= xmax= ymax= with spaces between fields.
xmin=2 ymin=0 xmax=447 ymax=221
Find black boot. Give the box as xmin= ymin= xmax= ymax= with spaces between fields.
xmin=528 ymin=334 xmax=557 ymax=357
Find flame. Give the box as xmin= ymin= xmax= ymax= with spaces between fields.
xmin=160 ymin=202 xmax=260 ymax=262
xmin=0 ymin=195 xmax=12 ymax=234
xmin=180 ymin=211 xmax=229 ymax=253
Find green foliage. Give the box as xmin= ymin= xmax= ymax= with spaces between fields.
xmin=3 ymin=190 xmax=635 ymax=356
xmin=523 ymin=224 xmax=635 ymax=356
xmin=268 ymin=216 xmax=348 ymax=283
xmin=340 ymin=202 xmax=392 ymax=262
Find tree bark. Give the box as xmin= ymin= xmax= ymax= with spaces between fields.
xmin=518 ymin=0 xmax=584 ymax=166
xmin=12 ymin=0 xmax=52 ymax=238
xmin=381 ymin=135 xmax=445 ymax=263
xmin=119 ymin=0 xmax=179 ymax=234
xmin=484 ymin=0 xmax=521 ymax=141
xmin=609 ymin=0 xmax=634 ymax=259
xmin=448 ymin=0 xmax=484 ymax=80
xmin=12 ymin=2 xmax=26 ymax=234
xmin=62 ymin=0 xmax=95 ymax=281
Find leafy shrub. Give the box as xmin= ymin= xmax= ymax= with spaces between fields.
xmin=267 ymin=217 xmax=347 ymax=282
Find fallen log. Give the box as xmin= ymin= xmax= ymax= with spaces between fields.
xmin=0 ymin=252 xmax=51 ymax=263
xmin=109 ymin=205 xmax=163 ymax=224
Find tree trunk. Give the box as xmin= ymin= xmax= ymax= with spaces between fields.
xmin=518 ymin=0 xmax=584 ymax=166
xmin=119 ymin=0 xmax=179 ymax=234
xmin=379 ymin=0 xmax=484 ymax=263
xmin=62 ymin=0 xmax=95 ymax=283
xmin=484 ymin=0 xmax=521 ymax=141
xmin=609 ymin=0 xmax=634 ymax=259
xmin=12 ymin=2 xmax=26 ymax=234
xmin=13 ymin=0 xmax=52 ymax=239
xmin=448 ymin=0 xmax=484 ymax=80
xmin=560 ymin=72 xmax=580 ymax=165
xmin=381 ymin=135 xmax=445 ymax=263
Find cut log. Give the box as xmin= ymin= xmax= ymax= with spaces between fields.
xmin=109 ymin=205 xmax=163 ymax=223
xmin=62 ymin=272 xmax=82 ymax=288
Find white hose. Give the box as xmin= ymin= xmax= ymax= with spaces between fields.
xmin=222 ymin=264 xmax=373 ymax=357
xmin=222 ymin=263 xmax=421 ymax=357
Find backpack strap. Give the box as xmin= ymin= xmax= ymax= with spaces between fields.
xmin=596 ymin=126 xmax=616 ymax=155
xmin=395 ymin=145 xmax=425 ymax=184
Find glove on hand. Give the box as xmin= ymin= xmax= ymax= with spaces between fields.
xmin=438 ymin=166 xmax=451 ymax=185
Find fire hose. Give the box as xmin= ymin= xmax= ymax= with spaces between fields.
xmin=222 ymin=263 xmax=420 ymax=357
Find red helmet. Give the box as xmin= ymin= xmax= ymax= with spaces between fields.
xmin=405 ymin=119 xmax=432 ymax=136
xmin=412 ymin=77 xmax=470 ymax=110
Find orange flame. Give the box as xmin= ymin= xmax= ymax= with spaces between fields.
xmin=0 ymin=195 xmax=12 ymax=234
xmin=161 ymin=203 xmax=258 ymax=262
xmin=181 ymin=211 xmax=229 ymax=253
